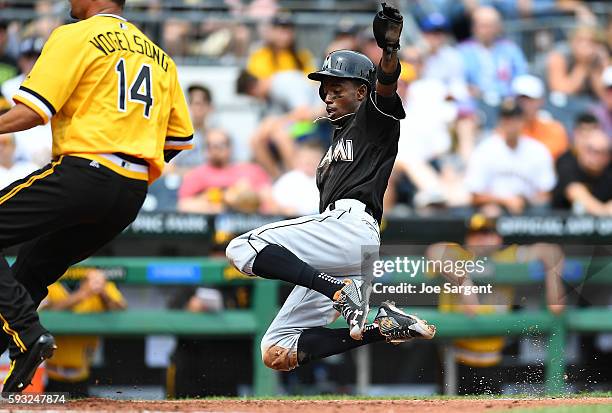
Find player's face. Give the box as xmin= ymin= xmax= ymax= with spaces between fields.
xmin=321 ymin=78 xmax=367 ymax=120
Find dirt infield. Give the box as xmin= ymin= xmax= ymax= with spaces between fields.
xmin=5 ymin=397 xmax=610 ymax=412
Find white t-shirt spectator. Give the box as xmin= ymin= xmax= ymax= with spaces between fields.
xmin=465 ymin=134 xmax=556 ymax=199
xmin=267 ymin=70 xmax=321 ymax=115
xmin=272 ymin=170 xmax=319 ymax=215
xmin=2 ymin=74 xmax=52 ymax=166
xmin=397 ymin=78 xmax=457 ymax=163
xmin=0 ymin=160 xmax=38 ymax=190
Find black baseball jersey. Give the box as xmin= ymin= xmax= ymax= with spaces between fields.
xmin=316 ymin=91 xmax=406 ymax=223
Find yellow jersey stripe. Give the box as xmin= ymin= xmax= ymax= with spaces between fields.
xmin=3 ymin=360 xmax=16 ymax=385
xmin=70 ymin=154 xmax=148 ymax=181
xmin=0 ymin=158 xmax=62 ymax=207
xmin=0 ymin=314 xmax=27 ymax=353
xmin=164 ymin=144 xmax=194 ymax=151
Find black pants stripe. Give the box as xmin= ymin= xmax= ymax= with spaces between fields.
xmin=0 ymin=156 xmax=147 ymax=359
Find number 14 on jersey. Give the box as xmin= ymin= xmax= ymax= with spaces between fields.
xmin=115 ymin=58 xmax=154 ymax=119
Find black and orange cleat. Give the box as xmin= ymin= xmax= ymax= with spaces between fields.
xmin=2 ymin=333 xmax=56 ymax=395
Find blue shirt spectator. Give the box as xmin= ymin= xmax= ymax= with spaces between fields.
xmin=459 ymin=6 xmax=527 ymax=105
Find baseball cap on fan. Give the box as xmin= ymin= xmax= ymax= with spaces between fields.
xmin=419 ymin=12 xmax=449 ymax=33
xmin=603 ymin=66 xmax=612 ymax=88
xmin=512 ymin=74 xmax=545 ymax=99
xmin=18 ymin=37 xmax=45 ymax=58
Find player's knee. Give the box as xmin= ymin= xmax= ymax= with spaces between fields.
xmin=262 ymin=345 xmax=298 ymax=371
xmin=225 ymin=237 xmax=250 ymax=274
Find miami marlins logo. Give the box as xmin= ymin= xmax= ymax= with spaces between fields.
xmin=320 ymin=139 xmax=354 ymax=166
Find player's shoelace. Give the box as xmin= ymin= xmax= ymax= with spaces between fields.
xmin=333 ymin=280 xmax=364 ymax=325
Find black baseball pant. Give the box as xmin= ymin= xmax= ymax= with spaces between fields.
xmin=0 ymin=155 xmax=147 ymax=359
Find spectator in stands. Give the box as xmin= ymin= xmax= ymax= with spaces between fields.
xmin=357 ymin=27 xmax=383 ymax=74
xmin=0 ymin=131 xmax=38 ymax=190
xmin=0 ymin=20 xmax=18 ymax=87
xmin=546 ymin=26 xmax=608 ymax=103
xmin=41 ymin=269 xmax=127 ymax=397
xmin=246 ymin=13 xmax=314 ymax=79
xmin=427 ymin=214 xmax=565 ymax=394
xmin=171 ymin=84 xmax=213 ymax=172
xmin=459 ymin=6 xmax=527 ymax=106
xmin=271 ymin=141 xmax=322 ymax=216
xmin=411 ymin=12 xmax=477 ymax=163
xmin=465 ymin=100 xmax=556 ymax=215
xmin=553 ymin=128 xmax=611 ymax=215
xmin=573 ymin=111 xmax=601 ymax=141
xmin=236 ymin=69 xmax=323 ymax=178
xmin=512 ymin=74 xmax=569 ymax=160
xmin=162 ymin=18 xmax=191 ymax=57
xmin=325 ymin=19 xmax=360 ymax=56
xmin=28 ymin=0 xmax=62 ymax=39
xmin=236 ymin=69 xmax=321 ymax=117
xmin=193 ymin=20 xmax=251 ymax=60
xmin=1 ymin=37 xmax=52 ymax=166
xmin=178 ymin=129 xmax=273 ymax=214
xmin=395 ymin=73 xmax=460 ymax=209
xmin=413 ymin=13 xmax=468 ymax=97
xmin=591 ymin=66 xmax=612 ymax=138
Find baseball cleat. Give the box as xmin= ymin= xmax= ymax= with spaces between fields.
xmin=333 ymin=279 xmax=369 ymax=340
xmin=374 ymin=301 xmax=436 ymax=344
xmin=2 ymin=333 xmax=57 ymax=394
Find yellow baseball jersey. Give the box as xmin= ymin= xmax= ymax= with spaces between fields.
xmin=13 ymin=14 xmax=194 ymax=184
xmin=43 ymin=281 xmax=125 ymax=382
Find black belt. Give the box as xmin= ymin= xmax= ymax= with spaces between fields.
xmin=328 ymin=201 xmax=375 ymax=218
xmin=114 ymin=152 xmax=148 ymax=166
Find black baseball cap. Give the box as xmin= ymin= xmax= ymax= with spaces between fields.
xmin=335 ymin=19 xmax=359 ymax=36
xmin=19 ymin=37 xmax=45 ymax=58
xmin=420 ymin=13 xmax=450 ymax=33
xmin=271 ymin=12 xmax=294 ymax=27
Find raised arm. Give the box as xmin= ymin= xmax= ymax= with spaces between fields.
xmin=373 ymin=2 xmax=403 ymax=97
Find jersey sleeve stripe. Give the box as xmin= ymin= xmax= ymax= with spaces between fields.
xmin=165 ymin=135 xmax=193 ymax=142
xmin=165 ymin=135 xmax=193 ymax=148
xmin=18 ymin=86 xmax=57 ymax=116
xmin=369 ymin=93 xmax=400 ymax=121
xmin=13 ymin=94 xmax=50 ymax=124
xmin=164 ymin=144 xmax=194 ymax=150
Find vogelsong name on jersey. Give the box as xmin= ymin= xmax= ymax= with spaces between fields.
xmin=89 ymin=32 xmax=169 ymax=72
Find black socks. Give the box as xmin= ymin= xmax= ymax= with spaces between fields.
xmin=296 ymin=324 xmax=384 ymax=365
xmin=252 ymin=245 xmax=344 ymax=300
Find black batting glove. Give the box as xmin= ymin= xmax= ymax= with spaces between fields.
xmin=373 ymin=2 xmax=403 ymax=53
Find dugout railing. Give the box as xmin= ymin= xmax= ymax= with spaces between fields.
xmin=32 ymin=256 xmax=612 ymax=396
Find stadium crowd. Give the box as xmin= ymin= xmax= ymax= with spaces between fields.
xmin=0 ymin=0 xmax=611 ymax=219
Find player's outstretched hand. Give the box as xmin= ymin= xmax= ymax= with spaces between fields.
xmin=373 ymin=2 xmax=403 ymax=53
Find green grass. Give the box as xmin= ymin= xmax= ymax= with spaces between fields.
xmin=509 ymin=405 xmax=612 ymax=413
xmin=191 ymin=392 xmax=612 ymax=401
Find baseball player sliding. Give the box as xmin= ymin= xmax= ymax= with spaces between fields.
xmin=227 ymin=3 xmax=436 ymax=372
